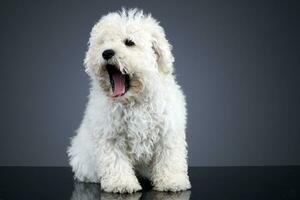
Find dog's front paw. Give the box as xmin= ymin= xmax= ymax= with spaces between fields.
xmin=153 ymin=173 xmax=191 ymax=192
xmin=101 ymin=175 xmax=142 ymax=193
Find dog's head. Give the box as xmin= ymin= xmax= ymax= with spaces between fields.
xmin=84 ymin=9 xmax=174 ymax=99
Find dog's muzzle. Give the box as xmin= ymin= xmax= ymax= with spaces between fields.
xmin=106 ymin=64 xmax=130 ymax=97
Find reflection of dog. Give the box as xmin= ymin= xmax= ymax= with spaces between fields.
xmin=70 ymin=182 xmax=191 ymax=200
xmin=68 ymin=8 xmax=190 ymax=193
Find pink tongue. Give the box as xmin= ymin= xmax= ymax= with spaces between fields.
xmin=112 ymin=72 xmax=125 ymax=97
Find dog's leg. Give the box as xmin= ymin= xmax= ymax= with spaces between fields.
xmin=68 ymin=132 xmax=98 ymax=183
xmin=96 ymin=140 xmax=142 ymax=193
xmin=151 ymin=131 xmax=191 ymax=192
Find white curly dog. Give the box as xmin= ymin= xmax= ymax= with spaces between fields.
xmin=68 ymin=8 xmax=191 ymax=193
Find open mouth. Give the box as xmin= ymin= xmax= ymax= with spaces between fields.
xmin=106 ymin=64 xmax=130 ymax=97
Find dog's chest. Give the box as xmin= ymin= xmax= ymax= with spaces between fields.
xmin=114 ymin=104 xmax=164 ymax=163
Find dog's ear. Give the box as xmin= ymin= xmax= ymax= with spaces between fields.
xmin=83 ymin=46 xmax=96 ymax=75
xmin=151 ymin=28 xmax=174 ymax=75
xmin=83 ymin=23 xmax=101 ymax=75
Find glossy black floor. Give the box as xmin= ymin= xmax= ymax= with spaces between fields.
xmin=0 ymin=167 xmax=299 ymax=200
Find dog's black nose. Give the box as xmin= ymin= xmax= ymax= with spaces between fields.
xmin=102 ymin=49 xmax=115 ymax=60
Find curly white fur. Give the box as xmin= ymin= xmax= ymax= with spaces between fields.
xmin=68 ymin=8 xmax=191 ymax=193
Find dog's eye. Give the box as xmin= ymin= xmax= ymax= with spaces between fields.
xmin=124 ymin=39 xmax=135 ymax=47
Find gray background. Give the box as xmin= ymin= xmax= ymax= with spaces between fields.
xmin=0 ymin=0 xmax=299 ymax=166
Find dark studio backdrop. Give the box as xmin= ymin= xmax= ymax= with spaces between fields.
xmin=0 ymin=0 xmax=299 ymax=167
